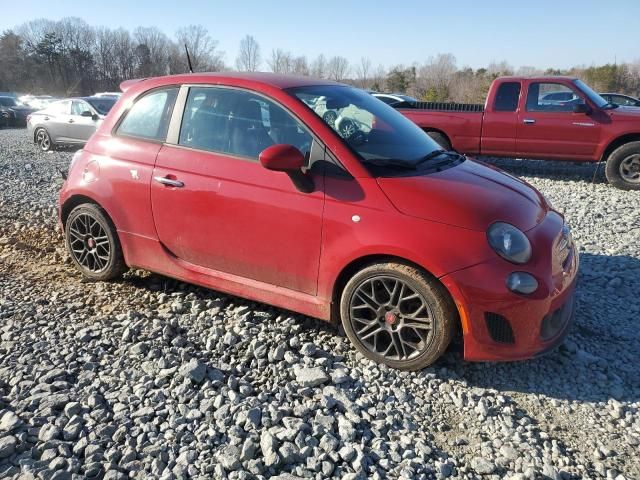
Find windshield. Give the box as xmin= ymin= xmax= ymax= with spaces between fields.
xmin=573 ymin=80 xmax=608 ymax=108
xmin=0 ymin=97 xmax=17 ymax=107
xmin=288 ymin=85 xmax=442 ymax=167
xmin=86 ymin=97 xmax=116 ymax=115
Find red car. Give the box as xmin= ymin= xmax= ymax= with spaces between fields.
xmin=396 ymin=76 xmax=640 ymax=190
xmin=58 ymin=73 xmax=578 ymax=370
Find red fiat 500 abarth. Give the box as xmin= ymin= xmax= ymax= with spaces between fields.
xmin=58 ymin=73 xmax=578 ymax=370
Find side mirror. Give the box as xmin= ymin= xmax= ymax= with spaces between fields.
xmin=573 ymin=103 xmax=591 ymax=114
xmin=259 ymin=144 xmax=314 ymax=193
xmin=259 ymin=144 xmax=305 ymax=172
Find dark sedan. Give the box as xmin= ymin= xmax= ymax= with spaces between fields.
xmin=0 ymin=96 xmax=36 ymax=127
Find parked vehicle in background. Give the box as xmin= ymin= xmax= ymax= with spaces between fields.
xmin=58 ymin=72 xmax=578 ymax=370
xmin=394 ymin=76 xmax=640 ymax=190
xmin=93 ymin=92 xmax=121 ymax=98
xmin=18 ymin=94 xmax=55 ymax=109
xmin=0 ymin=96 xmax=36 ymax=127
xmin=372 ymin=92 xmax=419 ymax=105
xmin=600 ymin=93 xmax=640 ymax=107
xmin=27 ymin=96 xmax=117 ymax=150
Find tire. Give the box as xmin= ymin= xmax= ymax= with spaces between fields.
xmin=426 ymin=131 xmax=451 ymax=151
xmin=65 ymin=203 xmax=127 ymax=281
xmin=605 ymin=141 xmax=640 ymax=190
xmin=340 ymin=262 xmax=456 ymax=371
xmin=323 ymin=110 xmax=337 ymax=127
xmin=338 ymin=119 xmax=357 ymax=139
xmin=35 ymin=127 xmax=54 ymax=152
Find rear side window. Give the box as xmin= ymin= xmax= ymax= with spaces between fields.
xmin=117 ymin=88 xmax=178 ymax=141
xmin=494 ymin=82 xmax=521 ymax=112
xmin=48 ymin=101 xmax=70 ymax=115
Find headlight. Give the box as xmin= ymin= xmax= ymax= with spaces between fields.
xmin=487 ymin=222 xmax=532 ymax=264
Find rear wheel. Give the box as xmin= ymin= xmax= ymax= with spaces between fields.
xmin=35 ymin=128 xmax=53 ymax=152
xmin=340 ymin=263 xmax=456 ymax=371
xmin=426 ymin=131 xmax=451 ymax=150
xmin=605 ymin=142 xmax=640 ymax=190
xmin=65 ymin=204 xmax=127 ymax=281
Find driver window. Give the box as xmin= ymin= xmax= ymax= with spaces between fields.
xmin=71 ymin=101 xmax=88 ymax=116
xmin=179 ymin=87 xmax=312 ymax=161
xmin=526 ymin=83 xmax=580 ymax=112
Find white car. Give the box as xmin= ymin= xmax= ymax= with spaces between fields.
xmin=311 ymin=96 xmax=374 ymax=140
xmin=371 ymin=92 xmax=418 ymax=105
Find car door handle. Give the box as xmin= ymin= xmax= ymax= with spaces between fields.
xmin=523 ymin=119 xmax=536 ymax=124
xmin=154 ymin=176 xmax=184 ymax=188
xmin=68 ymin=119 xmax=75 ymax=123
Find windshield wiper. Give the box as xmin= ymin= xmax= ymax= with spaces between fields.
xmin=415 ymin=149 xmax=464 ymax=166
xmin=362 ymin=158 xmax=417 ymax=170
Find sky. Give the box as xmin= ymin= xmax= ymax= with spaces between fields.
xmin=1 ymin=0 xmax=638 ymax=71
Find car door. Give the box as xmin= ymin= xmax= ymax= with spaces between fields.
xmin=69 ymin=100 xmax=99 ymax=142
xmin=516 ymin=81 xmax=601 ymax=160
xmin=43 ymin=100 xmax=72 ymax=141
xmin=151 ymin=85 xmax=325 ymax=295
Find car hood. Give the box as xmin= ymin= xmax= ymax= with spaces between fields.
xmin=608 ymin=106 xmax=640 ymax=118
xmin=376 ymin=159 xmax=548 ymax=232
xmin=9 ymin=105 xmax=35 ymax=113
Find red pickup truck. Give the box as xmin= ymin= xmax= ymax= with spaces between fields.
xmin=396 ymin=76 xmax=640 ymax=190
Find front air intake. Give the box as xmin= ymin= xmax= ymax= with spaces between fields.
xmin=485 ymin=313 xmax=515 ymax=344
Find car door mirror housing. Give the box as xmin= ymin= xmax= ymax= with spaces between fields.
xmin=259 ymin=144 xmax=305 ymax=172
xmin=259 ymin=144 xmax=314 ymax=193
xmin=573 ymin=103 xmax=591 ymax=114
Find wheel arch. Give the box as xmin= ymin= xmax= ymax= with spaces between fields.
xmin=60 ymin=194 xmax=113 ymax=229
xmin=330 ymin=254 xmax=460 ymax=330
xmin=422 ymin=128 xmax=452 ymax=148
xmin=601 ymin=133 xmax=640 ymax=161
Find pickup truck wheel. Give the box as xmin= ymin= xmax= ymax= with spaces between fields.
xmin=340 ymin=263 xmax=455 ymax=371
xmin=426 ymin=131 xmax=451 ymax=151
xmin=65 ymin=204 xmax=128 ymax=281
xmin=606 ymin=142 xmax=640 ymax=190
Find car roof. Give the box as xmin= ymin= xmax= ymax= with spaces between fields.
xmin=121 ymin=72 xmax=342 ymax=93
xmin=497 ymin=76 xmax=578 ymax=82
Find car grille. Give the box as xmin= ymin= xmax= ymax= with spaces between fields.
xmin=484 ymin=313 xmax=515 ymax=344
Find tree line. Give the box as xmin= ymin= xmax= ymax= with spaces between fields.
xmin=1 ymin=17 xmax=639 ymax=103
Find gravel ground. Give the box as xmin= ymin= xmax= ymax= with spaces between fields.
xmin=0 ymin=127 xmax=639 ymax=480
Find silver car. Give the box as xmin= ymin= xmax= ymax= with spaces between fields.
xmin=27 ymin=96 xmax=117 ymax=151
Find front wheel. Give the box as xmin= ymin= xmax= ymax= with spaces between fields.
xmin=340 ymin=263 xmax=456 ymax=371
xmin=605 ymin=141 xmax=640 ymax=190
xmin=65 ymin=204 xmax=127 ymax=281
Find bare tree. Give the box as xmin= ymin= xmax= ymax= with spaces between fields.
xmin=355 ymin=57 xmax=372 ymax=88
xmin=311 ymin=54 xmax=327 ymax=78
xmin=134 ymin=26 xmax=171 ymax=76
xmin=267 ymin=48 xmax=293 ymax=73
xmin=327 ymin=56 xmax=350 ymax=81
xmin=176 ymin=25 xmax=224 ymax=72
xmin=416 ymin=53 xmax=457 ymax=100
xmin=487 ymin=60 xmax=514 ymax=77
xmin=292 ymin=55 xmax=309 ymax=75
xmin=235 ymin=35 xmax=261 ymax=71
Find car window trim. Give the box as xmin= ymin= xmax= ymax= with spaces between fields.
xmin=112 ymin=85 xmax=180 ymax=144
xmin=166 ymin=83 xmax=342 ymax=170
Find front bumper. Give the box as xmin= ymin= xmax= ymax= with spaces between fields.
xmin=441 ymin=211 xmax=579 ymax=362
